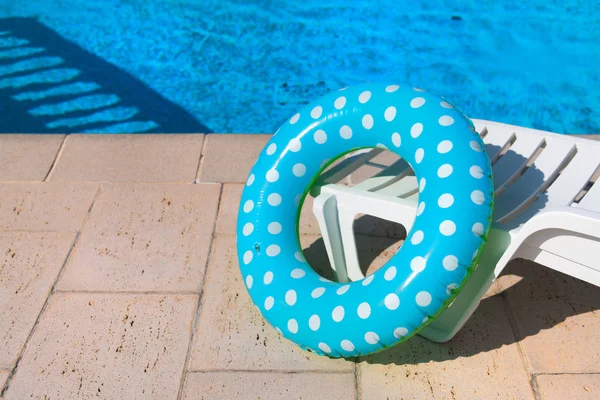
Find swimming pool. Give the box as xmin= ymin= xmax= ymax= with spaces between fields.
xmin=1 ymin=0 xmax=598 ymax=134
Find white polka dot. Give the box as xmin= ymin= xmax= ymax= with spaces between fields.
xmin=437 ymin=140 xmax=453 ymax=153
xmin=471 ymin=190 xmax=485 ymax=205
xmin=385 ymin=293 xmax=400 ymax=310
xmin=417 ymin=201 xmax=426 ymax=216
xmin=318 ymin=342 xmax=331 ymax=353
xmin=288 ymin=319 xmax=298 ymax=333
xmin=311 ymin=106 xmax=323 ymax=119
xmin=293 ymin=163 xmax=306 ymax=177
xmin=365 ymin=332 xmax=379 ymax=344
xmin=411 ymin=97 xmax=425 ymax=108
xmin=285 ymin=290 xmax=297 ymax=306
xmin=362 ymin=114 xmax=374 ymax=129
xmin=243 ymin=251 xmax=253 ymax=265
xmin=439 ymin=115 xmax=454 ymax=126
xmin=332 ymin=306 xmax=345 ymax=322
xmin=422 ymin=316 xmax=429 ymax=323
xmin=359 ymin=91 xmax=371 ymax=103
xmin=391 ymin=132 xmax=401 ymax=147
xmin=266 ymin=244 xmax=280 ymax=257
xmin=411 ymin=230 xmax=424 ymax=245
xmin=376 ymin=143 xmax=388 ymax=149
xmin=443 ymin=255 xmax=459 ymax=271
xmin=337 ymin=285 xmax=350 ymax=295
xmin=290 ymin=113 xmax=300 ymax=124
xmin=267 ymin=193 xmax=282 ymax=206
xmin=312 ymin=287 xmax=326 ymax=298
xmin=294 ymin=251 xmax=306 ymax=262
xmin=446 ymin=283 xmax=458 ymax=295
xmin=289 ymin=138 xmax=301 ymax=152
xmin=410 ymin=123 xmax=423 ymax=138
xmin=440 ymin=101 xmax=453 ymax=108
xmin=268 ymin=222 xmax=282 ymax=235
xmin=243 ymin=222 xmax=254 ymax=236
xmin=438 ymin=193 xmax=454 ymax=208
xmin=472 ymin=222 xmax=484 ymax=236
xmin=410 ymin=256 xmax=426 ymax=272
xmin=320 ymin=158 xmax=331 ymax=168
xmin=243 ymin=200 xmax=254 ymax=213
xmin=386 ymin=84 xmax=399 ymax=92
xmin=384 ymin=106 xmax=396 ymax=122
xmin=334 ymin=96 xmax=346 ymax=109
xmin=470 ymin=165 xmax=484 ymax=179
xmin=291 ymin=268 xmax=306 ymax=279
xmin=415 ymin=148 xmax=424 ymax=164
xmin=440 ymin=220 xmax=456 ymax=236
xmin=394 ymin=327 xmax=408 ymax=339
xmin=309 ymin=315 xmax=320 ymax=331
xmin=419 ymin=177 xmax=426 ymax=192
xmin=341 ymin=340 xmax=355 ymax=352
xmin=295 ymin=194 xmax=302 ymax=206
xmin=275 ymin=327 xmax=282 ymax=334
xmin=266 ymin=169 xmax=279 ymax=182
xmin=263 ymin=271 xmax=273 ymax=285
xmin=357 ymin=302 xmax=371 ymax=319
xmin=340 ymin=125 xmax=352 ymax=139
xmin=266 ymin=143 xmax=277 ymax=155
xmin=472 ymin=249 xmax=479 ymax=261
xmin=314 ymin=129 xmax=327 ymax=144
xmin=413 ymin=87 xmax=425 ymax=92
xmin=362 ymin=274 xmax=374 ymax=286
xmin=470 ymin=141 xmax=482 ymax=152
xmin=245 ymin=275 xmax=253 ymax=289
xmin=384 ymin=266 xmax=397 ymax=281
xmin=246 ymin=174 xmax=255 ymax=186
xmin=437 ymin=164 xmax=453 ymax=178
xmin=264 ymin=296 xmax=274 ymax=310
xmin=416 ymin=291 xmax=432 ymax=307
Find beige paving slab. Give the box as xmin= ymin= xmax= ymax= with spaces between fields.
xmin=358 ymin=296 xmax=534 ymax=400
xmin=0 ymin=182 xmax=98 ymax=232
xmin=536 ymin=373 xmax=600 ymax=400
xmin=0 ymin=369 xmax=9 ymax=389
xmin=189 ymin=236 xmax=353 ymax=371
xmin=500 ymin=259 xmax=600 ymax=373
xmin=3 ymin=293 xmax=197 ymax=400
xmin=198 ymin=134 xmax=270 ymax=183
xmin=0 ymin=134 xmax=64 ymax=181
xmin=300 ymin=234 xmax=403 ymax=281
xmin=0 ymin=232 xmax=76 ymax=369
xmin=57 ymin=183 xmax=220 ymax=292
xmin=51 ymin=134 xmax=204 ymax=182
xmin=182 ymin=371 xmax=355 ymax=400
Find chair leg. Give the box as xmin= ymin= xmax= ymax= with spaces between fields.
xmin=312 ymin=193 xmax=350 ymax=282
xmin=419 ymin=228 xmax=512 ymax=342
xmin=338 ymin=204 xmax=365 ymax=282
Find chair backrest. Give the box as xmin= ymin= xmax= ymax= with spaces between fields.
xmin=313 ymin=119 xmax=600 ymax=230
xmin=474 ymin=120 xmax=600 ymax=229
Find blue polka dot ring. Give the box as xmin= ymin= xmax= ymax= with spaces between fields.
xmin=237 ymin=83 xmax=494 ymax=357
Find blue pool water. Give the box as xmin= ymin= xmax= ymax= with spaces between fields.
xmin=1 ymin=1 xmax=598 ymax=134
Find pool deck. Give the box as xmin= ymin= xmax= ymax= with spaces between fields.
xmin=1 ymin=133 xmax=600 ymax=399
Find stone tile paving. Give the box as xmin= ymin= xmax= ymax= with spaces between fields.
xmin=0 ymin=133 xmax=599 ymax=399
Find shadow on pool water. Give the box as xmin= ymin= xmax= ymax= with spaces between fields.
xmin=0 ymin=17 xmax=210 ymax=134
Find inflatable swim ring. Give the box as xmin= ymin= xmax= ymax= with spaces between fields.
xmin=237 ymin=83 xmax=494 ymax=357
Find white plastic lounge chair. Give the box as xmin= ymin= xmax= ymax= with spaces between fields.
xmin=310 ymin=119 xmax=600 ymax=342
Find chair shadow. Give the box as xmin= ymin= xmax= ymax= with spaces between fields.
xmin=303 ymin=137 xmax=599 ymax=365
xmin=0 ymin=17 xmax=210 ymax=134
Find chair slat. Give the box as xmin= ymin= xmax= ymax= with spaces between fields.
xmin=481 ymin=128 xmax=516 ymax=161
xmin=494 ymin=139 xmax=576 ymax=222
xmin=579 ymin=181 xmax=600 ymax=212
xmin=492 ymin=134 xmax=545 ymax=191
